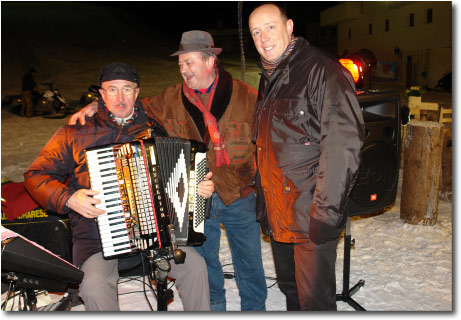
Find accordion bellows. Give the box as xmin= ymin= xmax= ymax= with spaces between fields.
xmin=85 ymin=137 xmax=209 ymax=259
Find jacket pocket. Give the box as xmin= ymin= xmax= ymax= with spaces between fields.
xmin=271 ymin=98 xmax=312 ymax=144
xmin=280 ymin=165 xmax=318 ymax=233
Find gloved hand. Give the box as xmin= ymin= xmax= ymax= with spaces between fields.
xmin=308 ymin=217 xmax=342 ymax=245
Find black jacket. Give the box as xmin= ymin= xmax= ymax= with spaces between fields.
xmin=253 ymin=38 xmax=365 ymax=243
xmin=24 ymin=101 xmax=167 ymax=267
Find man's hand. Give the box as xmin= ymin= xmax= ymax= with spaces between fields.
xmin=197 ymin=172 xmax=214 ymax=199
xmin=68 ymin=101 xmax=98 ymax=125
xmin=66 ymin=189 xmax=105 ymax=219
xmin=308 ymin=216 xmax=342 ymax=245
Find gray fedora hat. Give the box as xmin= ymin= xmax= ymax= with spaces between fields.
xmin=170 ymin=30 xmax=222 ymax=56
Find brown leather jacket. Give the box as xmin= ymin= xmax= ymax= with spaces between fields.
xmin=141 ymin=65 xmax=257 ymax=206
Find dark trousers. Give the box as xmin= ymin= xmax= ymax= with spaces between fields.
xmin=270 ymin=237 xmax=339 ymax=311
xmin=21 ymin=90 xmax=34 ymax=117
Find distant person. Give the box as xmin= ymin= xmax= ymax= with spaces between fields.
xmin=69 ymin=30 xmax=267 ymax=311
xmin=21 ymin=67 xmax=37 ymax=117
xmin=248 ymin=3 xmax=365 ymax=310
xmin=24 ymin=62 xmax=214 ymax=311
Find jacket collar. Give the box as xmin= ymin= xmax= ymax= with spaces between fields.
xmin=258 ymin=37 xmax=309 ymax=79
xmin=96 ymin=99 xmax=148 ymax=128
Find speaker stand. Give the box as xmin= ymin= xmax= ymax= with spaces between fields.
xmin=1 ymin=273 xmax=38 ymax=311
xmin=145 ymin=246 xmax=185 ymax=311
xmin=336 ymin=217 xmax=366 ymax=311
xmin=146 ymin=251 xmax=174 ymax=311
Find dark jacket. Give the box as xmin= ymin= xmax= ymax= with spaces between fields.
xmin=142 ymin=64 xmax=257 ymax=206
xmin=21 ymin=71 xmax=36 ymax=91
xmin=253 ymin=38 xmax=365 ymax=243
xmin=24 ymin=101 xmax=167 ymax=267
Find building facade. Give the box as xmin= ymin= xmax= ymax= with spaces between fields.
xmin=320 ymin=1 xmax=452 ymax=88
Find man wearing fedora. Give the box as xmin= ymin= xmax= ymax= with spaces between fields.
xmin=70 ymin=31 xmax=267 ymax=311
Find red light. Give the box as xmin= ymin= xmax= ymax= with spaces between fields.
xmin=339 ymin=58 xmax=360 ymax=83
xmin=370 ymin=194 xmax=377 ymax=201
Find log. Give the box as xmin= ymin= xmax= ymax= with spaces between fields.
xmin=400 ymin=121 xmax=444 ymax=225
xmin=439 ymin=128 xmax=452 ymax=200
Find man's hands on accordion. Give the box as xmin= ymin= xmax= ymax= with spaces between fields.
xmin=197 ymin=172 xmax=214 ymax=199
xmin=66 ymin=189 xmax=105 ymax=219
xmin=66 ymin=172 xmax=215 ymax=219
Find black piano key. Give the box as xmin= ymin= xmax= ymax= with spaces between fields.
xmin=102 ymin=179 xmax=117 ymax=185
xmin=106 ymin=203 xmax=121 ymax=208
xmin=113 ymin=241 xmax=130 ymax=247
xmin=101 ymin=190 xmax=120 ymax=196
xmin=109 ymin=221 xmax=125 ymax=227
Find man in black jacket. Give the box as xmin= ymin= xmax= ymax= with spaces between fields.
xmin=21 ymin=67 xmax=37 ymax=117
xmin=24 ymin=62 xmax=214 ymax=311
xmin=249 ymin=3 xmax=365 ymax=311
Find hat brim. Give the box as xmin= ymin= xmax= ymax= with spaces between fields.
xmin=170 ymin=47 xmax=222 ymax=57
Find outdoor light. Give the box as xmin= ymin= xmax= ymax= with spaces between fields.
xmin=338 ymin=58 xmax=361 ymax=83
xmin=339 ymin=48 xmax=377 ymax=91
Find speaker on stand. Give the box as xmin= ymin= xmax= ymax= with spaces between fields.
xmin=336 ymin=90 xmax=401 ymax=310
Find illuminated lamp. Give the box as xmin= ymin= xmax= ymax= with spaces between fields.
xmin=339 ymin=58 xmax=361 ymax=83
xmin=339 ymin=48 xmax=377 ymax=91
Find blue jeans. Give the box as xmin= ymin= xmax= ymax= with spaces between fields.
xmin=194 ymin=192 xmax=267 ymax=311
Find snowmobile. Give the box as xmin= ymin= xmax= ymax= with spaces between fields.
xmin=78 ymin=84 xmax=101 ymax=107
xmin=40 ymin=82 xmax=67 ymax=118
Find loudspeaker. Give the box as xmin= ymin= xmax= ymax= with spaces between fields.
xmin=348 ymin=90 xmax=401 ymax=217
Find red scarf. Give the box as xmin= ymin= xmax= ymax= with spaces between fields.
xmin=182 ymin=68 xmax=230 ymax=168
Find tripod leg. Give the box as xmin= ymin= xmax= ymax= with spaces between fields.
xmin=22 ymin=288 xmax=37 ymax=311
xmin=157 ymin=279 xmax=168 ymax=311
xmin=336 ymin=217 xmax=366 ymax=311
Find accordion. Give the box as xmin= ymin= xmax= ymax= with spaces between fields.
xmin=85 ymin=137 xmax=210 ymax=259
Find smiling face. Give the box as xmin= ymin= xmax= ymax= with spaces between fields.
xmin=249 ymin=4 xmax=294 ymax=62
xmin=99 ymin=79 xmax=139 ymax=118
xmin=178 ymin=52 xmax=216 ymax=90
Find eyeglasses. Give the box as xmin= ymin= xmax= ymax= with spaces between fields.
xmin=103 ymin=86 xmax=136 ymax=97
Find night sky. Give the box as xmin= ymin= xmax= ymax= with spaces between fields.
xmin=2 ymin=1 xmax=339 ymax=55
xmin=86 ymin=1 xmax=338 ymax=37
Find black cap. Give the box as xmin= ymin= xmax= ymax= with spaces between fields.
xmin=99 ymin=62 xmax=140 ymax=85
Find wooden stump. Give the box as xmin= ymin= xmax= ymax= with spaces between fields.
xmin=439 ymin=128 xmax=452 ymax=200
xmin=400 ymin=121 xmax=444 ymax=225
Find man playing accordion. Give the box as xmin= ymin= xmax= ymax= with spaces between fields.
xmin=24 ymin=62 xmax=214 ymax=311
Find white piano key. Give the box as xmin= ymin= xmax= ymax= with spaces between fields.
xmin=101 ymin=238 xmax=131 ymax=249
xmin=97 ymin=218 xmax=126 ymax=226
xmin=102 ymin=247 xmax=132 ymax=257
xmin=98 ymin=227 xmax=127 ymax=236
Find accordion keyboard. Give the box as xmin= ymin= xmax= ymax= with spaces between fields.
xmin=86 ymin=146 xmax=133 ymax=257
